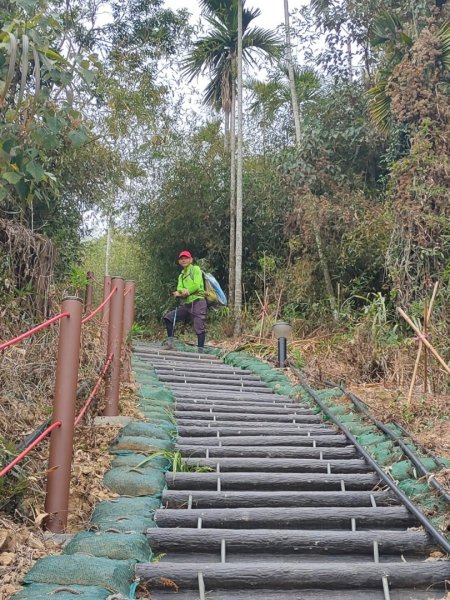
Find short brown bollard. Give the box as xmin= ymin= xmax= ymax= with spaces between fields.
xmin=101 ymin=275 xmax=112 ymax=351
xmin=103 ymin=277 xmax=124 ymax=416
xmin=122 ymin=281 xmax=135 ymax=383
xmin=45 ymin=297 xmax=83 ymax=533
xmin=84 ymin=271 xmax=94 ymax=312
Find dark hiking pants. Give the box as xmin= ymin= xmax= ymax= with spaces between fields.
xmin=164 ymin=299 xmax=207 ymax=339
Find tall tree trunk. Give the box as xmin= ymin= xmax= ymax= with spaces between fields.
xmin=347 ymin=36 xmax=353 ymax=80
xmin=284 ymin=0 xmax=302 ymax=145
xmin=228 ymin=83 xmax=236 ymax=308
xmin=224 ymin=109 xmax=230 ymax=152
xmin=105 ymin=216 xmax=112 ymax=276
xmin=284 ymin=0 xmax=337 ymax=320
xmin=233 ymin=0 xmax=243 ymax=336
xmin=313 ymin=214 xmax=338 ymax=319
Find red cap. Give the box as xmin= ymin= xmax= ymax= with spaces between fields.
xmin=178 ymin=250 xmax=192 ymax=259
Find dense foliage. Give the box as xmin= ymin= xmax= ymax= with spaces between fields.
xmin=0 ymin=0 xmax=448 ymax=342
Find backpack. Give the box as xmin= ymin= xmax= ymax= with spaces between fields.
xmin=202 ymin=272 xmax=227 ymax=306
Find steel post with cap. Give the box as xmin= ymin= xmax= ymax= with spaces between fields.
xmin=101 ymin=275 xmax=112 ymax=352
xmin=122 ymin=280 xmax=135 ymax=383
xmin=45 ymin=297 xmax=83 ymax=532
xmin=103 ymin=277 xmax=124 ymax=416
xmin=84 ymin=271 xmax=94 ymax=312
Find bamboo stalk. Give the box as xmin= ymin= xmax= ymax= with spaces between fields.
xmin=406 ymin=284 xmax=439 ymax=405
xmin=423 ymin=301 xmax=428 ymax=393
xmin=398 ymin=305 xmax=450 ymax=378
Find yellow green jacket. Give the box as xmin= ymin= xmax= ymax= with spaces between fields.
xmin=177 ymin=264 xmax=205 ymax=303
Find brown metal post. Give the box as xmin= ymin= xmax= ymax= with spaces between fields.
xmin=122 ymin=281 xmax=136 ymax=383
xmin=103 ymin=277 xmax=124 ymax=416
xmin=84 ymin=271 xmax=94 ymax=312
xmin=101 ymin=275 xmax=112 ymax=351
xmin=44 ymin=297 xmax=83 ymax=533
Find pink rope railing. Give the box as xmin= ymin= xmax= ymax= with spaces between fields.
xmin=0 ymin=313 xmax=70 ymax=353
xmin=0 ymin=421 xmax=61 ymax=478
xmin=81 ymin=287 xmax=117 ymax=325
xmin=74 ymin=353 xmax=113 ymax=426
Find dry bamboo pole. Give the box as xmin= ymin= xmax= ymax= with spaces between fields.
xmin=423 ymin=300 xmax=428 ymax=393
xmin=398 ymin=305 xmax=450 ymax=379
xmin=405 ymin=283 xmax=438 ymax=405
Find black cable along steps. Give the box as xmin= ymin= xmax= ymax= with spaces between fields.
xmin=133 ymin=343 xmax=450 ymax=599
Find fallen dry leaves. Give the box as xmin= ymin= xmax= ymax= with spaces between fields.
xmin=0 ymin=516 xmax=61 ymax=600
xmin=0 ymin=327 xmax=143 ymax=599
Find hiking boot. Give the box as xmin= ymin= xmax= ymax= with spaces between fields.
xmin=197 ymin=347 xmax=204 ymax=354
xmin=161 ymin=337 xmax=175 ymax=350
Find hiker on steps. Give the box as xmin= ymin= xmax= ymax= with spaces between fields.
xmin=162 ymin=250 xmax=207 ymax=352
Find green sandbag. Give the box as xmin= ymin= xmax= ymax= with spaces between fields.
xmin=112 ymin=453 xmax=170 ymax=471
xmin=138 ymin=405 xmax=173 ymax=416
xmin=317 ymin=388 xmax=345 ymax=401
xmin=138 ymin=386 xmax=173 ymax=403
xmin=103 ymin=466 xmax=166 ymax=496
xmin=357 ymin=432 xmax=386 ymax=446
xmin=95 ymin=516 xmax=157 ymax=533
xmin=140 ymin=412 xmax=175 ymax=424
xmin=136 ymin=401 xmax=174 ymax=413
xmin=23 ymin=556 xmax=135 ymax=596
xmin=326 ymin=405 xmax=348 ymax=416
xmin=369 ymin=441 xmax=402 ymax=466
xmin=92 ymin=495 xmax=161 ymax=522
xmin=110 ymin=435 xmax=173 ymax=454
xmin=138 ymin=397 xmax=174 ymax=409
xmin=13 ymin=583 xmax=111 ymax=599
xmin=122 ymin=422 xmax=175 ymax=440
xmin=64 ymin=531 xmax=151 ymax=562
xmin=399 ymin=478 xmax=430 ymax=497
xmin=270 ymin=383 xmax=295 ymax=395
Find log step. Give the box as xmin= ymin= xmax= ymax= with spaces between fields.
xmin=136 ymin=561 xmax=450 ymax=590
xmin=154 ymin=506 xmax=413 ymax=529
xmin=158 ymin=375 xmax=268 ymax=387
xmin=177 ymin=424 xmax=334 ymax=435
xmin=147 ymin=528 xmax=435 ymax=555
xmin=161 ymin=490 xmax=399 ymax=509
xmin=133 ymin=347 xmax=222 ymax=361
xmin=155 ymin=366 xmax=254 ymax=376
xmin=175 ymin=445 xmax=359 ymax=458
xmin=169 ymin=384 xmax=276 ymax=394
xmin=165 ymin=471 xmax=379 ymax=491
xmin=175 ymin=401 xmax=311 ymax=413
xmin=174 ymin=411 xmax=322 ymax=423
xmin=148 ymin=591 xmax=446 ymax=600
xmin=180 ymin=457 xmax=371 ymax=473
xmin=173 ymin=392 xmax=293 ymax=402
xmin=176 ymin=434 xmax=350 ymax=447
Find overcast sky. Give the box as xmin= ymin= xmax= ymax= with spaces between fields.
xmin=164 ymin=0 xmax=308 ymax=29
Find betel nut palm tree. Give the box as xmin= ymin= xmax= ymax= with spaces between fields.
xmin=182 ymin=0 xmax=281 ymax=311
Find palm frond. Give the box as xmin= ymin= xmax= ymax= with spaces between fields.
xmin=439 ymin=21 xmax=450 ymax=71
xmin=371 ymin=11 xmax=412 ymax=48
xmin=367 ymin=80 xmax=392 ymax=133
xmin=242 ymin=26 xmax=283 ymax=65
xmin=310 ymin=0 xmax=332 ymax=17
xmin=246 ymin=77 xmax=285 ymax=117
xmin=183 ymin=3 xmax=281 ymax=111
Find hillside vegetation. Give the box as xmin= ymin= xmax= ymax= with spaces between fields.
xmin=0 ymin=2 xmax=449 ymax=584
